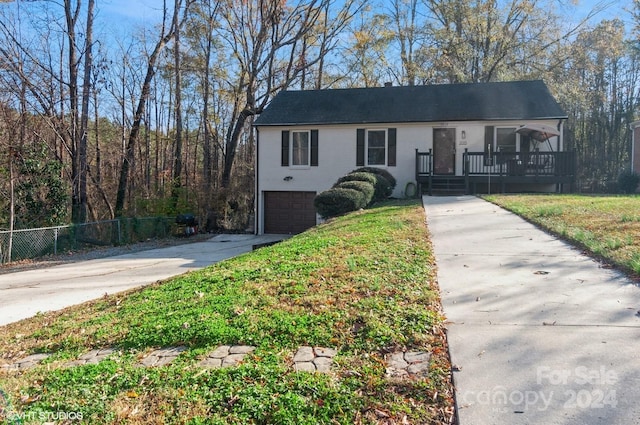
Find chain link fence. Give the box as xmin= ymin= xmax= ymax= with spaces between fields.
xmin=0 ymin=217 xmax=177 ymax=264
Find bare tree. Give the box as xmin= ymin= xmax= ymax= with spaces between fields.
xmin=389 ymin=0 xmax=428 ymax=85
xmin=114 ymin=0 xmax=193 ymax=216
xmin=218 ymin=0 xmax=360 ymax=188
xmin=76 ymin=0 xmax=94 ymax=223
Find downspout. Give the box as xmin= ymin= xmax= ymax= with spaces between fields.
xmin=557 ymin=119 xmax=565 ymax=193
xmin=255 ymin=127 xmax=260 ymax=235
xmin=557 ymin=119 xmax=564 ymax=151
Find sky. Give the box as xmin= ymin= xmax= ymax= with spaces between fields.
xmin=575 ymin=0 xmax=633 ymax=23
xmin=0 ymin=0 xmax=635 ymax=49
xmin=96 ymin=0 xmax=635 ymax=35
xmin=99 ymin=0 xmax=164 ymax=23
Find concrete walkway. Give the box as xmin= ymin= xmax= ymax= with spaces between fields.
xmin=0 ymin=234 xmax=286 ymax=326
xmin=423 ymin=196 xmax=640 ymax=425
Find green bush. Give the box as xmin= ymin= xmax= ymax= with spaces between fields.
xmin=348 ymin=169 xmax=395 ymax=201
xmin=353 ymin=167 xmax=397 ymax=191
xmin=335 ymin=180 xmax=375 ymax=206
xmin=314 ymin=188 xmax=367 ymax=219
xmin=618 ymin=171 xmax=640 ymax=194
xmin=370 ymin=174 xmax=393 ymax=201
xmin=336 ymin=172 xmax=378 ymax=186
xmin=336 ymin=171 xmax=392 ymax=201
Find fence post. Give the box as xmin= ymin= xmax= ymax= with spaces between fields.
xmin=54 ymin=227 xmax=58 ymax=255
xmin=8 ymin=230 xmax=12 ymax=263
xmin=117 ymin=219 xmax=121 ymax=245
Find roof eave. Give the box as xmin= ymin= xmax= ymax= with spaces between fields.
xmin=254 ymin=115 xmax=569 ymax=127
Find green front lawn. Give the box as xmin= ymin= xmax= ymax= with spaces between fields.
xmin=485 ymin=194 xmax=640 ymax=276
xmin=0 ymin=200 xmax=454 ymax=424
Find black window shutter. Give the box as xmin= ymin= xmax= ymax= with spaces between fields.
xmin=356 ymin=129 xmax=365 ymax=166
xmin=281 ymin=130 xmax=290 ymax=166
xmin=311 ymin=130 xmax=319 ymax=166
xmin=388 ymin=128 xmax=397 ymax=166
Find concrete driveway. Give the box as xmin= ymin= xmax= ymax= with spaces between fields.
xmin=423 ymin=196 xmax=640 ymax=425
xmin=0 ymin=234 xmax=286 ymax=326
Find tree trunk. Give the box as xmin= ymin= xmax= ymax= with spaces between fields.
xmin=221 ymin=107 xmax=252 ymax=188
xmin=171 ymin=0 xmax=183 ymax=209
xmin=75 ymin=0 xmax=94 ymax=223
xmin=202 ymin=25 xmax=213 ymax=205
xmin=7 ymin=148 xmax=15 ymax=263
xmin=65 ymin=0 xmax=81 ymax=223
xmin=115 ymin=1 xmax=182 ymax=216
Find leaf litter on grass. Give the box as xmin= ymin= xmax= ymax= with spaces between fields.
xmin=486 ymin=194 xmax=640 ymax=276
xmin=0 ymin=200 xmax=454 ymax=424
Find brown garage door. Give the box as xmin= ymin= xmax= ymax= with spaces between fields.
xmin=264 ymin=191 xmax=317 ymax=234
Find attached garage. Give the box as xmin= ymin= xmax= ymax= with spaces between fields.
xmin=263 ymin=191 xmax=317 ymax=234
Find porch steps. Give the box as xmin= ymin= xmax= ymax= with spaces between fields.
xmin=428 ymin=176 xmax=466 ymax=196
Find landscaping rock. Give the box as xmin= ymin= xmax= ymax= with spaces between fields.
xmin=229 ymin=345 xmax=255 ymax=355
xmin=293 ymin=346 xmax=315 ymax=362
xmin=313 ymin=356 xmax=333 ymax=373
xmin=294 ymin=361 xmax=317 ymax=372
xmin=65 ymin=348 xmax=116 ymax=367
xmin=1 ymin=353 xmax=50 ymax=372
xmin=140 ymin=346 xmax=187 ymax=367
xmin=386 ymin=350 xmax=431 ymax=379
xmin=314 ymin=347 xmax=337 ymax=358
xmin=200 ymin=357 xmax=223 ymax=368
xmin=292 ymin=346 xmax=337 ymax=373
xmin=199 ymin=345 xmax=255 ymax=369
xmin=207 ymin=345 xmax=232 ymax=358
xmin=222 ymin=353 xmax=247 ymax=367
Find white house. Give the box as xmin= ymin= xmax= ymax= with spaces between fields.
xmin=253 ymin=80 xmax=571 ymax=234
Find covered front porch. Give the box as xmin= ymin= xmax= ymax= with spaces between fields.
xmin=415 ymin=149 xmax=576 ymax=195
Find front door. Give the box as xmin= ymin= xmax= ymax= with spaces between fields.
xmin=433 ymin=128 xmax=456 ymax=174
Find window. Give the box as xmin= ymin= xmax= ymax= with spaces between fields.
xmin=367 ymin=130 xmax=386 ymax=165
xmin=496 ymin=127 xmax=517 ymax=154
xmin=291 ymin=131 xmax=310 ymax=166
xmin=356 ymin=128 xmax=396 ymax=167
xmin=281 ymin=130 xmax=318 ymax=167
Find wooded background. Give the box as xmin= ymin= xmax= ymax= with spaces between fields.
xmin=0 ymin=0 xmax=639 ymax=231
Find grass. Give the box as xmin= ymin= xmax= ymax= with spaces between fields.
xmin=484 ymin=194 xmax=640 ymax=276
xmin=0 ymin=200 xmax=454 ymax=424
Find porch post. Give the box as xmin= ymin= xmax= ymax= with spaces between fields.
xmin=415 ymin=148 xmax=420 ymax=195
xmin=464 ymin=148 xmax=469 ymax=194
xmin=428 ymin=149 xmax=433 ymax=196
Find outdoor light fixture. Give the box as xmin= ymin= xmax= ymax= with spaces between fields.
xmin=461 ymin=130 xmax=466 ymax=139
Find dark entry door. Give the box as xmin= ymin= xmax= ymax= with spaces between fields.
xmin=433 ymin=128 xmax=456 ymax=174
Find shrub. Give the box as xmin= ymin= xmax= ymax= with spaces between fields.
xmin=314 ymin=187 xmax=367 ymax=219
xmin=618 ymin=171 xmax=640 ymax=194
xmin=335 ymin=172 xmax=377 ymax=186
xmin=337 ymin=171 xmax=392 ymax=201
xmin=369 ymin=174 xmax=393 ymax=201
xmin=335 ymin=180 xmax=375 ymax=206
xmin=352 ymin=167 xmax=397 ymax=191
xmin=352 ymin=169 xmax=395 ymax=201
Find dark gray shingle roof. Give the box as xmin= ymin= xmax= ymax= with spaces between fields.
xmin=254 ymin=80 xmax=567 ymax=126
